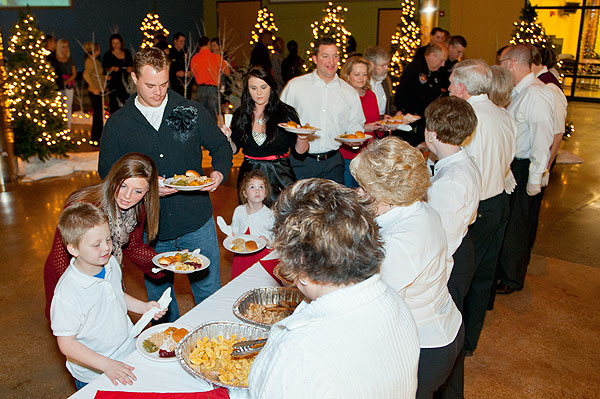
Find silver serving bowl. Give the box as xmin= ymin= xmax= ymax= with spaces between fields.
xmin=175 ymin=321 xmax=269 ymax=389
xmin=232 ymin=286 xmax=304 ymax=329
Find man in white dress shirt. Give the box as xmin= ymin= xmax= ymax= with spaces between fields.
xmin=280 ymin=37 xmax=365 ymax=184
xmin=496 ymin=44 xmax=554 ymax=295
xmin=448 ymin=59 xmax=517 ymax=355
xmin=364 ymin=46 xmax=396 ymax=118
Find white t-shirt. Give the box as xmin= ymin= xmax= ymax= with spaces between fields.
xmin=134 ymin=94 xmax=169 ymax=131
xmin=376 ymin=202 xmax=462 ymax=348
xmin=280 ymin=71 xmax=365 ymax=153
xmin=232 ymin=204 xmax=274 ymax=242
xmin=427 ymin=149 xmax=481 ymax=258
xmin=50 ymin=257 xmax=135 ymax=382
xmin=371 ymin=78 xmax=387 ymax=116
xmin=249 ymin=274 xmax=420 ymax=398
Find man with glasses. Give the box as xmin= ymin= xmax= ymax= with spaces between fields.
xmin=364 ymin=46 xmax=396 ymax=119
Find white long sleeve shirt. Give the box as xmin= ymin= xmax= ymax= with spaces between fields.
xmin=280 ymin=71 xmax=365 ymax=153
xmin=376 ymin=202 xmax=462 ymax=348
xmin=231 ymin=204 xmax=274 ymax=242
xmin=371 ymin=78 xmax=387 ymax=116
xmin=249 ymin=274 xmax=420 ymax=399
xmin=427 ymin=149 xmax=481 ymax=258
xmin=507 ymin=72 xmax=554 ymax=184
xmin=464 ymin=94 xmax=517 ymax=200
xmin=536 ymin=67 xmax=568 ymax=135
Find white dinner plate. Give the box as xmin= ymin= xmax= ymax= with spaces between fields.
xmin=136 ymin=323 xmax=192 ymax=363
xmin=336 ymin=133 xmax=373 ymax=144
xmin=151 ymin=251 xmax=210 ymax=274
xmin=164 ymin=177 xmax=214 ymax=191
xmin=223 ymin=235 xmax=267 ymax=254
xmin=277 ymin=123 xmax=320 ymax=134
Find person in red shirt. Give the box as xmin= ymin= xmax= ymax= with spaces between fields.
xmin=190 ymin=36 xmax=231 ymax=120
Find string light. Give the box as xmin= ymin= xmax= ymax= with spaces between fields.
xmin=140 ymin=13 xmax=169 ymax=49
xmin=510 ymin=2 xmax=555 ymax=50
xmin=305 ymin=2 xmax=352 ymax=70
xmin=250 ymin=8 xmax=279 ymax=54
xmin=5 ymin=12 xmax=73 ymax=160
xmin=389 ymin=0 xmax=421 ymax=95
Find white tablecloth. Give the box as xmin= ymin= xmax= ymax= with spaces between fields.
xmin=70 ymin=264 xmax=278 ymax=399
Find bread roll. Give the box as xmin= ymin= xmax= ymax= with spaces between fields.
xmin=245 ymin=240 xmax=258 ymax=251
xmin=172 ymin=328 xmax=189 ymax=343
xmin=186 ymin=170 xmax=200 ymax=178
xmin=158 ymin=256 xmax=172 ymax=265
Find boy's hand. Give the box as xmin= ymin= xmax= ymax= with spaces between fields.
xmin=103 ymin=359 xmax=136 ymax=386
xmin=145 ymin=301 xmax=167 ymax=320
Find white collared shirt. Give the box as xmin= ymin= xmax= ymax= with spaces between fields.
xmin=280 ymin=71 xmax=365 ymax=153
xmin=507 ymin=72 xmax=554 ymax=184
xmin=371 ymin=78 xmax=387 ymax=116
xmin=427 ymin=150 xmax=481 ymax=257
xmin=464 ymin=94 xmax=517 ymax=200
xmin=51 ymin=257 xmax=135 ymax=383
xmin=232 ymin=204 xmax=274 ymax=242
xmin=376 ymin=202 xmax=462 ymax=348
xmin=249 ymin=274 xmax=420 ymax=398
xmin=135 ymin=94 xmax=169 ymax=131
xmin=535 ymin=66 xmax=568 ymax=135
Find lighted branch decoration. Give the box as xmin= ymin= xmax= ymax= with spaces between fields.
xmin=140 ymin=13 xmax=169 ymax=49
xmin=510 ymin=1 xmax=554 ymax=50
xmin=250 ymin=8 xmax=279 ymax=54
xmin=305 ymin=2 xmax=352 ymax=70
xmin=5 ymin=12 xmax=72 ymax=161
xmin=389 ymin=0 xmax=421 ymax=95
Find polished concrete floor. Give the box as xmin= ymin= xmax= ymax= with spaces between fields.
xmin=0 ymin=102 xmax=598 ymax=398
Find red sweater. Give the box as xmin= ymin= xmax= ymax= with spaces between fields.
xmin=340 ymin=89 xmax=380 ymax=160
xmin=43 ymin=204 xmax=162 ymax=320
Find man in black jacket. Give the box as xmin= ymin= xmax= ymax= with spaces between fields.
xmin=99 ymin=47 xmax=233 ymax=322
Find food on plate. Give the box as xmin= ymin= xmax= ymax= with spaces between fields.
xmin=158 ymin=252 xmax=204 ymax=271
xmin=231 ymin=238 xmax=245 ymax=252
xmin=285 ymin=121 xmax=298 ymax=128
xmin=245 ymin=240 xmax=258 ymax=252
xmin=170 ymin=170 xmax=213 ymax=187
xmin=244 ymin=300 xmax=300 ymax=325
xmin=188 ymin=335 xmax=257 ymax=386
xmin=301 ymin=123 xmax=316 ymax=129
xmin=339 ymin=131 xmax=367 ymax=140
xmin=142 ymin=327 xmax=189 ymax=358
xmin=380 ymin=118 xmax=404 ymax=125
xmin=355 ymin=131 xmax=365 ymax=138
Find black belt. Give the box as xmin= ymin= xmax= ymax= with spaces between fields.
xmin=305 ymin=150 xmax=339 ymax=161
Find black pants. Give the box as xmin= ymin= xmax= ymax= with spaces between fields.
xmin=463 ymin=192 xmax=509 ymax=352
xmin=89 ymin=92 xmax=104 ymax=144
xmin=107 ymin=82 xmax=130 ymax=114
xmin=447 ymin=231 xmax=475 ymax=313
xmin=496 ymin=159 xmax=536 ymax=291
xmin=289 ymin=151 xmax=344 ymax=184
xmin=237 ymin=156 xmax=297 ymax=207
xmin=417 ymin=324 xmax=465 ymax=399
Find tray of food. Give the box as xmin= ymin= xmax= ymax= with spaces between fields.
xmin=278 ymin=121 xmax=320 ymax=134
xmin=136 ymin=323 xmax=191 ymax=362
xmin=223 ymin=235 xmax=267 ymax=254
xmin=176 ymin=321 xmax=269 ymax=389
xmin=164 ymin=170 xmax=214 ymax=190
xmin=152 ymin=251 xmax=210 ymax=274
xmin=233 ymin=287 xmax=304 ymax=329
xmin=336 ymin=131 xmax=372 ymax=144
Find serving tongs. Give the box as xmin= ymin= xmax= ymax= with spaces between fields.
xmin=230 ymin=338 xmax=267 ymax=359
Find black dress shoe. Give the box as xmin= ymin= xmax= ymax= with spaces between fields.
xmin=496 ymin=282 xmax=518 ymax=295
xmin=464 ymin=350 xmax=474 ymax=357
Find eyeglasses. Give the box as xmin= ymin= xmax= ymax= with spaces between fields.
xmin=374 ymin=63 xmax=389 ymax=68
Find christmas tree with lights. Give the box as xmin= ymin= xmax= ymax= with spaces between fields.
xmin=305 ymin=2 xmax=352 ymax=70
xmin=140 ymin=13 xmax=169 ymax=49
xmin=389 ymin=0 xmax=421 ymax=94
xmin=250 ymin=8 xmax=279 ymax=54
xmin=5 ymin=12 xmax=72 ymax=161
xmin=510 ymin=1 xmax=554 ymax=49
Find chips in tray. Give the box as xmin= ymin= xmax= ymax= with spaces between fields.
xmin=188 ymin=335 xmax=255 ymax=386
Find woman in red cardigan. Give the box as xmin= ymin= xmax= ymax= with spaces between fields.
xmin=44 ymin=153 xmax=161 ymax=319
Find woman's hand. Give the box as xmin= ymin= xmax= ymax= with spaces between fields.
xmin=220 ymin=125 xmax=232 ymax=139
xmin=364 ymin=122 xmax=381 ymax=132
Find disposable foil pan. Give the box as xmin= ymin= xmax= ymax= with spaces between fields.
xmin=232 ymin=287 xmax=304 ymax=329
xmin=175 ymin=321 xmax=269 ymax=389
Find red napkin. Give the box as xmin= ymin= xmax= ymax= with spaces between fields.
xmin=94 ymin=388 xmax=229 ymax=399
xmin=259 ymin=258 xmax=280 ymax=282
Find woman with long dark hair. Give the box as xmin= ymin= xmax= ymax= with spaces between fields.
xmin=102 ymin=34 xmax=133 ymax=114
xmin=44 ymin=153 xmax=161 ymax=320
xmin=222 ymin=65 xmax=308 ymax=204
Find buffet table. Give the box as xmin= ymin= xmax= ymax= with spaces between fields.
xmin=70 ymin=263 xmax=279 ymax=399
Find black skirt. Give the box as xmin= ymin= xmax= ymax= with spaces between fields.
xmin=237 ymin=156 xmax=297 ymax=207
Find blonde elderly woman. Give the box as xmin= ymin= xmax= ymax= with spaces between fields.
xmin=350 ymin=137 xmax=463 ymax=399
xmin=249 ymin=178 xmax=420 ymax=399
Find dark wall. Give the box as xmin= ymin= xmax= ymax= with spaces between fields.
xmin=0 ymin=0 xmax=204 ymax=69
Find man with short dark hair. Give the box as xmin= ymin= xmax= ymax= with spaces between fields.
xmin=281 ymin=37 xmax=365 ymax=183
xmin=190 ymin=36 xmax=230 ymax=120
xmin=414 ymin=27 xmax=448 ymax=59
xmin=99 ymin=47 xmax=233 ymax=323
xmin=439 ymin=35 xmax=467 ymax=89
xmin=169 ymin=32 xmax=192 ymax=98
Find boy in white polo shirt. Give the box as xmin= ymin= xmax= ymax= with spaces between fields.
xmin=50 ymin=203 xmax=165 ymax=390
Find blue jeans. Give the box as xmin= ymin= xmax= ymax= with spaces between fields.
xmin=145 ymin=218 xmax=221 ymax=322
xmin=196 ymin=85 xmax=218 ymax=121
xmin=343 ymin=158 xmax=359 ymax=188
xmin=75 ymin=379 xmax=87 ymax=390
